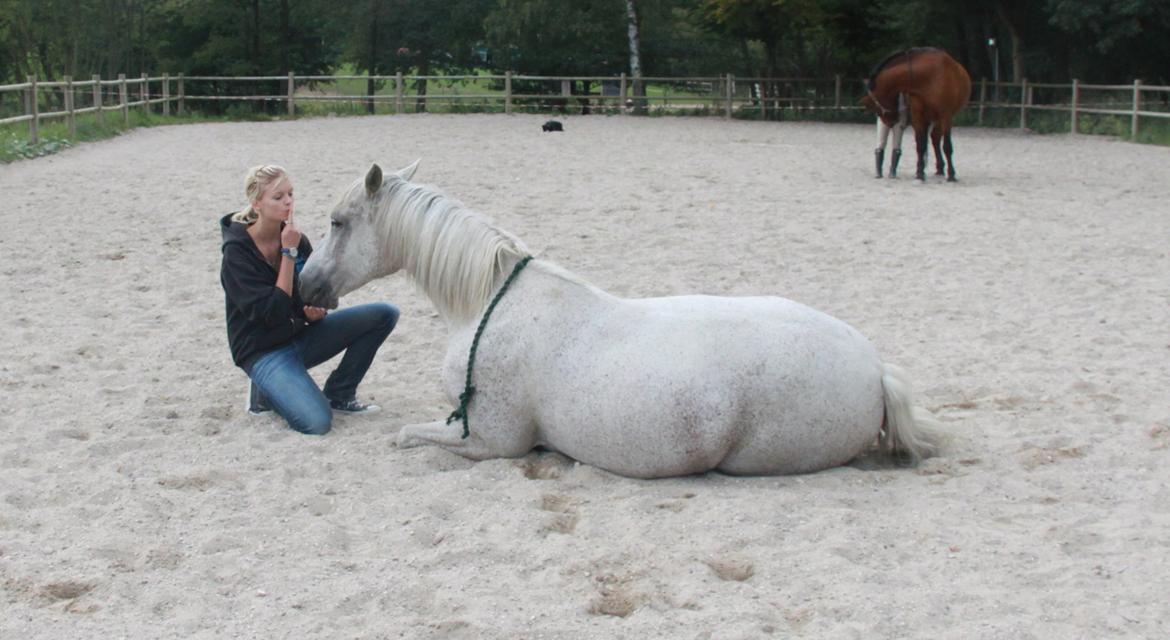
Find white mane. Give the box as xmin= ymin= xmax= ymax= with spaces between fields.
xmin=375 ymin=179 xmax=529 ymax=323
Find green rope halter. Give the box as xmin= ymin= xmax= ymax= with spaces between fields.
xmin=446 ymin=255 xmax=534 ymax=439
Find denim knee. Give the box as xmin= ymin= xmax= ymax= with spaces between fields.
xmin=287 ymin=405 xmax=333 ymax=435
xmin=375 ymin=303 xmax=400 ymax=332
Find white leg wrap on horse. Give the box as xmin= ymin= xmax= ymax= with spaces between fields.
xmin=891 ymin=124 xmax=907 ymax=151
xmin=876 ymin=118 xmax=891 ymax=150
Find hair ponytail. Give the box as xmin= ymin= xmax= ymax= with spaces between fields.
xmin=232 ymin=164 xmax=288 ymax=224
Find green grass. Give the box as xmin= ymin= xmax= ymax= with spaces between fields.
xmin=1 ymin=108 xmax=227 ymax=163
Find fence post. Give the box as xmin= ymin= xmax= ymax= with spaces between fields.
xmin=119 ymin=73 xmax=128 ymax=126
xmin=177 ymin=73 xmax=185 ymax=116
xmin=65 ymin=75 xmax=76 ymax=138
xmin=978 ymin=77 xmax=986 ymax=124
xmin=141 ymin=72 xmax=149 ymax=113
xmin=162 ymin=73 xmax=170 ymax=116
xmin=725 ymin=73 xmax=733 ymax=119
xmin=619 ymin=72 xmax=627 ymax=114
xmin=1069 ymin=79 xmax=1078 ymax=134
xmin=834 ymin=74 xmax=841 ymax=111
xmin=287 ymin=72 xmax=295 ymax=117
xmin=27 ymin=75 xmax=39 ymax=143
xmin=395 ymin=72 xmax=403 ymax=114
xmin=93 ymin=74 xmax=104 ymax=126
xmin=1132 ymin=79 xmax=1142 ymax=139
xmin=505 ymin=71 xmax=513 ymax=115
xmin=1019 ymin=78 xmax=1028 ymax=130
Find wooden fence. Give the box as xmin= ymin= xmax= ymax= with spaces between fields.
xmin=0 ymin=73 xmax=182 ymax=143
xmin=2 ymin=72 xmax=1168 ymax=144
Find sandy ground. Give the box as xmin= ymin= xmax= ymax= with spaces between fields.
xmin=1 ymin=114 xmax=1168 ymax=639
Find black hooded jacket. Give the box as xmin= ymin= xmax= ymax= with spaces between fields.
xmin=220 ymin=213 xmax=313 ymax=371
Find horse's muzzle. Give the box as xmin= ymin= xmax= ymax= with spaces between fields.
xmin=299 ymin=280 xmax=339 ymax=310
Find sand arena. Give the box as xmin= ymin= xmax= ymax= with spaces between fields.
xmin=1 ymin=114 xmax=1167 ymax=638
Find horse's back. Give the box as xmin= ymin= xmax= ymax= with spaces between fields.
xmin=922 ymin=50 xmax=972 ymax=113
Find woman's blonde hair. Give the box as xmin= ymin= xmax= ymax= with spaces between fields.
xmin=232 ymin=164 xmax=289 ymax=224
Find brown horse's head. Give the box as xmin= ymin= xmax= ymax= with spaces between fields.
xmin=859 ymin=91 xmax=898 ymax=128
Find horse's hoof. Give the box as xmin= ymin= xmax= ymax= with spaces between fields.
xmin=947 ymin=176 xmax=958 ymax=182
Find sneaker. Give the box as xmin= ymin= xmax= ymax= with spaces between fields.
xmin=246 ymin=382 xmax=271 ymax=415
xmin=329 ymin=398 xmax=381 ymax=414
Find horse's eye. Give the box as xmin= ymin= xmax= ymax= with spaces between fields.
xmin=331 ymin=219 xmax=343 ymax=228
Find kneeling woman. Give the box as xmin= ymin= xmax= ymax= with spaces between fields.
xmin=220 ymin=165 xmax=398 ymax=435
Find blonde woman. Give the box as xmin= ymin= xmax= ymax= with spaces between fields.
xmin=219 ymin=165 xmax=398 ymax=434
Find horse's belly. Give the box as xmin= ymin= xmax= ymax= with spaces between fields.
xmin=533 ymin=296 xmax=885 ymax=476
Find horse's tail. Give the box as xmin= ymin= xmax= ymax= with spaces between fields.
xmin=878 ymin=363 xmax=946 ymax=464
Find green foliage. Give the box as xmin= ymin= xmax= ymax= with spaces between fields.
xmin=485 ymin=0 xmax=629 ymax=76
xmin=1 ymin=131 xmax=71 ymax=160
xmin=1046 ymin=0 xmax=1170 ymax=84
xmin=342 ymin=0 xmax=494 ymax=75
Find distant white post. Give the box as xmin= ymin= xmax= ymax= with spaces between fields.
xmin=505 ymin=71 xmax=513 ymax=115
xmin=28 ymin=75 xmax=39 ymax=143
xmin=619 ymin=72 xmax=627 ymax=114
xmin=395 ymin=72 xmax=403 ymax=114
xmin=287 ymin=72 xmax=296 ymax=116
xmin=162 ymin=73 xmax=171 ymax=116
xmin=978 ymin=77 xmax=987 ymax=125
xmin=1019 ymin=79 xmax=1028 ymax=130
xmin=177 ymin=73 xmax=185 ymax=116
xmin=119 ymin=73 xmax=129 ymax=125
xmin=93 ymin=74 xmax=103 ymax=125
xmin=1131 ymin=79 xmax=1142 ymax=138
xmin=65 ymin=75 xmax=76 ymax=137
xmin=725 ymin=73 xmax=733 ymax=119
xmin=1070 ymin=79 xmax=1078 ymax=134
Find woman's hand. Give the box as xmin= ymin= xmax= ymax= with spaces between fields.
xmin=304 ymin=305 xmax=328 ymax=322
xmin=281 ymin=211 xmax=302 ymax=249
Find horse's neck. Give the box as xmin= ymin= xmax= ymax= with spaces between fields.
xmin=384 ymin=185 xmax=530 ymax=325
xmin=444 ymin=258 xmax=612 ymax=333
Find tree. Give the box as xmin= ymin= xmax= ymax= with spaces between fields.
xmin=341 ymin=0 xmax=492 ymax=112
xmin=1047 ymin=0 xmax=1170 ymax=84
xmin=485 ymin=0 xmax=627 ymax=76
xmin=696 ymin=0 xmax=824 ymax=118
xmin=626 ymin=0 xmax=645 ymax=109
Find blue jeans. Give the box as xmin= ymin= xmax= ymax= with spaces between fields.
xmin=246 ymin=303 xmax=399 ymax=435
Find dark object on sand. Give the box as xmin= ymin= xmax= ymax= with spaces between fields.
xmin=542 ymin=120 xmax=564 ymax=132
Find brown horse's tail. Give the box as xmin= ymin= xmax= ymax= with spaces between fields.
xmin=879 ymin=363 xmax=946 ymax=463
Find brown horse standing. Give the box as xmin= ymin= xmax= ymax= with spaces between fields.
xmin=861 ymin=48 xmax=971 ymax=181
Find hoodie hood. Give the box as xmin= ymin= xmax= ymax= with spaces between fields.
xmin=220 ymin=212 xmax=254 ymax=252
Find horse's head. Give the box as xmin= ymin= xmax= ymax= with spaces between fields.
xmin=300 ymin=161 xmax=419 ymax=309
xmin=859 ymin=90 xmax=898 ymax=128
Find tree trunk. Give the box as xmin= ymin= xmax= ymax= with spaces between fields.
xmin=764 ymin=40 xmax=779 ymax=120
xmin=366 ymin=0 xmax=379 ymax=114
xmin=280 ymin=0 xmax=290 ymax=75
xmin=251 ymin=0 xmax=261 ymax=72
xmin=625 ymin=0 xmax=646 ymax=113
xmin=416 ymin=56 xmax=429 ymax=113
xmin=993 ymin=1 xmax=1025 ymax=82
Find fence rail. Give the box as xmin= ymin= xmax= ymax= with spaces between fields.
xmin=2 ymin=71 xmax=1168 ymax=145
xmin=0 ymin=73 xmax=181 ymax=140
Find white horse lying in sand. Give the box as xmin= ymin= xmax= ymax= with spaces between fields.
xmin=300 ymin=162 xmax=943 ymax=478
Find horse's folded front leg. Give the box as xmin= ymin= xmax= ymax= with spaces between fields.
xmin=397 ymin=419 xmax=524 ymax=461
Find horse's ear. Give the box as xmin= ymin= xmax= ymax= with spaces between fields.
xmin=365 ymin=164 xmax=383 ymax=196
xmin=395 ymin=159 xmax=420 ymax=182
